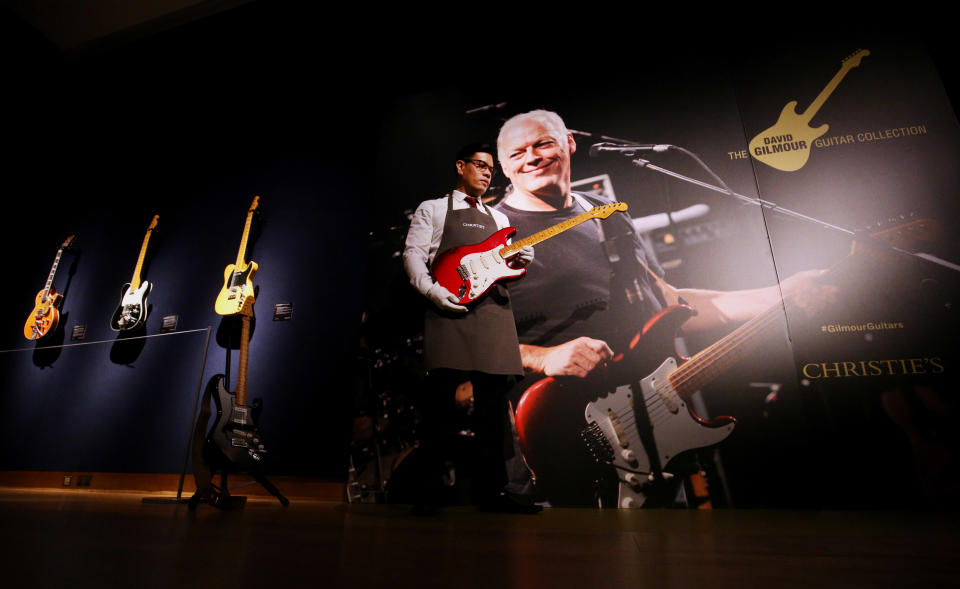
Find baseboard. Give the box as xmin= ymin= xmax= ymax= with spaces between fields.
xmin=0 ymin=470 xmax=346 ymax=501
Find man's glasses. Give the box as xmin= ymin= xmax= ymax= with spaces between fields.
xmin=465 ymin=159 xmax=496 ymax=174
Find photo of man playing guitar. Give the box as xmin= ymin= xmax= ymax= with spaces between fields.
xmin=493 ymin=109 xmax=833 ymax=507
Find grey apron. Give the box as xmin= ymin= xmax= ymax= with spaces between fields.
xmin=423 ymin=195 xmax=523 ymax=375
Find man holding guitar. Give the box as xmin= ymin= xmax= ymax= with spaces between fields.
xmin=403 ymin=142 xmax=537 ymax=514
xmin=494 ymin=110 xmax=828 ymax=507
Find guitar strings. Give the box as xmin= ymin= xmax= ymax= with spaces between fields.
xmin=591 ymin=250 xmax=892 ymax=445
xmin=604 ymin=300 xmax=788 ymax=439
xmin=668 ymin=302 xmax=786 ymax=395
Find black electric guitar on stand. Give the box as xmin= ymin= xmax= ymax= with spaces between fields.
xmin=194 ymin=302 xmax=288 ymax=507
xmin=205 ymin=304 xmax=266 ymax=468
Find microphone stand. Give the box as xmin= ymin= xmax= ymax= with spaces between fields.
xmin=634 ymin=145 xmax=856 ymax=237
xmin=586 ymin=140 xmax=960 ymax=277
xmin=574 ymin=127 xmax=855 ymax=234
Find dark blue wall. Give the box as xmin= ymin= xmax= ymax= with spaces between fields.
xmin=1 ymin=4 xmax=369 ymax=478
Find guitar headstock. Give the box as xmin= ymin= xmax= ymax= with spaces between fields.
xmin=590 ymin=202 xmax=629 ymax=219
xmin=867 ymin=214 xmax=940 ymax=250
xmin=249 ymin=195 xmax=260 ymax=213
xmin=842 ymin=49 xmax=870 ymax=69
xmin=148 ymin=215 xmax=159 ymax=230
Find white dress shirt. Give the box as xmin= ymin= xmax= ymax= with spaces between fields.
xmin=403 ymin=190 xmax=511 ymax=297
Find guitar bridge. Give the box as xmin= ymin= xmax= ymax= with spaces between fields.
xmin=580 ymin=422 xmax=614 ymax=464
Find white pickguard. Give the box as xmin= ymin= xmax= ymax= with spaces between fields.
xmin=457 ymin=248 xmax=524 ymax=300
xmin=584 ymin=357 xmax=735 ymax=508
xmin=116 ymin=281 xmax=151 ymax=329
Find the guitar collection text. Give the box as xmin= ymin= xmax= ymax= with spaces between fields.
xmin=729 ymin=123 xmax=928 ymax=160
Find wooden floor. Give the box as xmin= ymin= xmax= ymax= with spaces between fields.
xmin=2 ymin=488 xmax=958 ymax=589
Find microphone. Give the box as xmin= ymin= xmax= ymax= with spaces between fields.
xmin=466 ymin=102 xmax=508 ymax=114
xmin=589 ymin=142 xmax=672 ymax=157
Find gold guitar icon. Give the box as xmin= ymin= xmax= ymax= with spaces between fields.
xmin=749 ymin=49 xmax=870 ymax=172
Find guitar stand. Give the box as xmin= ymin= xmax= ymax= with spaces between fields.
xmin=188 ymin=468 xmax=289 ymax=509
xmin=250 ymin=470 xmax=290 ymax=506
xmin=188 ymin=372 xmax=290 ymax=510
xmin=189 ymin=472 xmax=248 ymax=510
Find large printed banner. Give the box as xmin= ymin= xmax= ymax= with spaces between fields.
xmin=356 ymin=44 xmax=960 ymax=509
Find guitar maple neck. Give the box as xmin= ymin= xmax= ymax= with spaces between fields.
xmin=235 ymin=213 xmax=252 ymax=267
xmin=500 ymin=203 xmax=625 ymax=257
xmin=234 ymin=199 xmax=259 ymax=268
xmin=236 ymin=311 xmax=252 ymax=407
xmin=130 ymin=221 xmax=157 ymax=289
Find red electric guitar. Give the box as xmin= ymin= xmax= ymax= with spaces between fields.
xmin=432 ymin=202 xmax=628 ymax=303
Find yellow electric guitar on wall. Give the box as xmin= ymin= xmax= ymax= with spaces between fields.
xmin=24 ymin=235 xmax=75 ymax=340
xmin=749 ymin=49 xmax=869 ymax=172
xmin=215 ymin=196 xmax=260 ymax=316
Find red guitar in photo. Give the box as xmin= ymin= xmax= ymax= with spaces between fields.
xmin=432 ymin=202 xmax=628 ymax=303
xmin=24 ymin=235 xmax=75 ymax=340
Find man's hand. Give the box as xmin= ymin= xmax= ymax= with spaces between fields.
xmin=779 ymin=269 xmax=839 ymax=318
xmin=427 ymin=283 xmax=467 ymax=313
xmin=521 ymin=337 xmax=614 ymax=378
xmin=673 ymin=268 xmax=840 ymax=332
xmin=509 ymin=245 xmax=535 ymax=269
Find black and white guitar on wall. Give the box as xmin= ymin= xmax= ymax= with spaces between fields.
xmin=110 ymin=215 xmax=158 ymax=331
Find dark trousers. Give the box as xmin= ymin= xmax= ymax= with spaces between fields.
xmin=415 ymin=368 xmax=514 ymax=506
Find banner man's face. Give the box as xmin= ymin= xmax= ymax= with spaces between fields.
xmin=500 ymin=119 xmax=574 ymax=201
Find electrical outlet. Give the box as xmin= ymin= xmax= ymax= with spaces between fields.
xmin=62 ymin=476 xmax=72 ymax=486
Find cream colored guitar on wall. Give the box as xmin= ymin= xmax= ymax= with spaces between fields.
xmin=749 ymin=49 xmax=869 ymax=172
xmin=215 ymin=196 xmax=260 ymax=316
